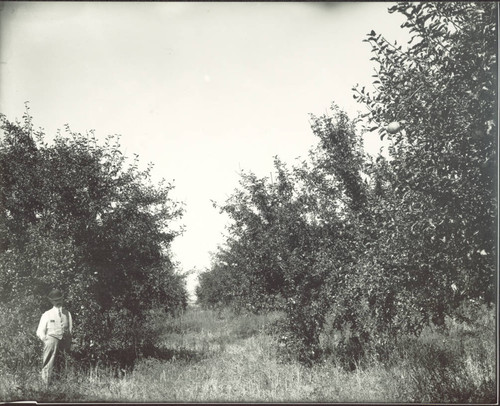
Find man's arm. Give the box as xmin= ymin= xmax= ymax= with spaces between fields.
xmin=36 ymin=312 xmax=47 ymax=341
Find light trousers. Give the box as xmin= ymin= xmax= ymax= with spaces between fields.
xmin=41 ymin=335 xmax=71 ymax=385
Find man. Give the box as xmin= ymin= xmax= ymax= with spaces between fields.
xmin=36 ymin=288 xmax=73 ymax=386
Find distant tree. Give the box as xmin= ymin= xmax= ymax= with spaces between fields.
xmin=198 ymin=166 xmax=296 ymax=313
xmin=197 ymin=151 xmax=353 ymax=363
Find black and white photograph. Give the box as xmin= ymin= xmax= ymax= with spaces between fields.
xmin=0 ymin=1 xmax=497 ymax=403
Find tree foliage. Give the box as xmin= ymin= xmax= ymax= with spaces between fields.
xmin=0 ymin=108 xmax=187 ymax=367
xmin=197 ymin=2 xmax=497 ymax=365
xmin=354 ymin=1 xmax=496 ymax=314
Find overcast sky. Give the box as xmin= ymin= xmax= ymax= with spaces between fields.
xmin=0 ymin=2 xmax=409 ymax=298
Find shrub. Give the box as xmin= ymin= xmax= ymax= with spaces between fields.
xmin=0 ymin=299 xmax=42 ymax=373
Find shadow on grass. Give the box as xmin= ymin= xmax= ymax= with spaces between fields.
xmin=141 ymin=343 xmax=206 ymax=363
xmin=72 ymin=342 xmax=206 ymax=377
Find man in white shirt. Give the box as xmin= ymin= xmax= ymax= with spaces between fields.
xmin=36 ymin=288 xmax=73 ymax=386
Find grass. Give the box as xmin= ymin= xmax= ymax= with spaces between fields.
xmin=1 ymin=305 xmax=497 ymax=403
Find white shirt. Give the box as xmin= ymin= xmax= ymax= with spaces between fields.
xmin=36 ymin=306 xmax=73 ymax=341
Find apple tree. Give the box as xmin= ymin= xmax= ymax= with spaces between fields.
xmin=0 ymin=109 xmax=187 ymax=369
xmin=353 ymin=1 xmax=496 ymax=322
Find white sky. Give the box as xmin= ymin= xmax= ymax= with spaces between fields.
xmin=0 ymin=2 xmax=409 ymax=299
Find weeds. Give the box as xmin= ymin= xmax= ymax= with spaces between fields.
xmin=1 ymin=305 xmax=496 ymax=403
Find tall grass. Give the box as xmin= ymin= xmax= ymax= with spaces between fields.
xmin=1 ymin=305 xmax=496 ymax=403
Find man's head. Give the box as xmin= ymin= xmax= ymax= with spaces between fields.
xmin=47 ymin=288 xmax=63 ymax=307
